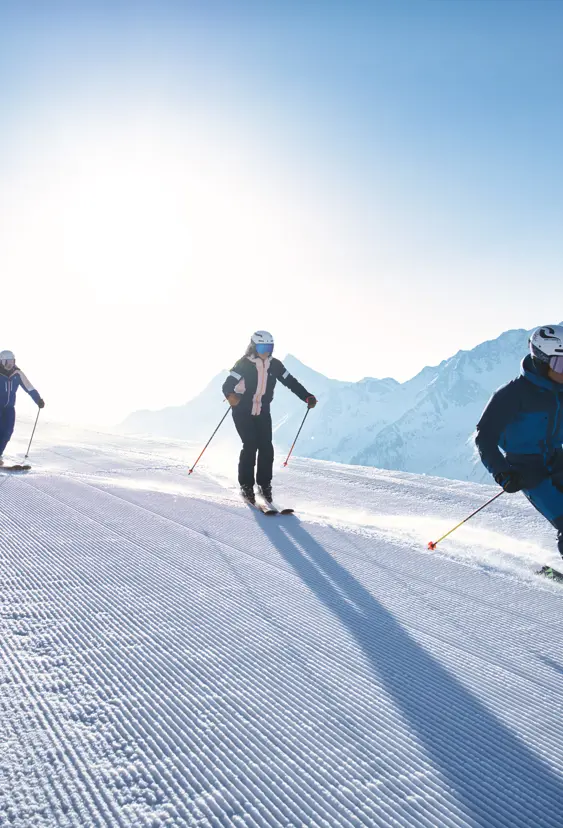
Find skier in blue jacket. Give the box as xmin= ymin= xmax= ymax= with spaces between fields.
xmin=0 ymin=350 xmax=45 ymax=465
xmin=475 ymin=325 xmax=563 ymax=558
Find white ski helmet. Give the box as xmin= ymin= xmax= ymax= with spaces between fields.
xmin=529 ymin=326 xmax=563 ymax=366
xmin=0 ymin=350 xmax=15 ymax=370
xmin=251 ymin=330 xmax=274 ymax=346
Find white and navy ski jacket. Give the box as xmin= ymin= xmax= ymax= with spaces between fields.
xmin=0 ymin=366 xmax=42 ymax=409
xmin=222 ymin=356 xmax=310 ymax=416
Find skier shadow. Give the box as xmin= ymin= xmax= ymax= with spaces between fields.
xmin=255 ymin=514 xmax=563 ymax=824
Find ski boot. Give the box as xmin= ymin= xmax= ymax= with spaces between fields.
xmin=240 ymin=485 xmax=256 ymax=505
xmin=258 ymin=485 xmax=273 ymax=504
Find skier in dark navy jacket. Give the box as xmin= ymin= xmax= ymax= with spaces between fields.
xmin=0 ymin=350 xmax=45 ymax=465
xmin=222 ymin=331 xmax=316 ymax=504
xmin=475 ymin=325 xmax=563 ymax=558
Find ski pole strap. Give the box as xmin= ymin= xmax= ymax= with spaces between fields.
xmin=283 ymin=408 xmax=310 ymax=467
xmin=188 ymin=409 xmax=230 ymax=475
xmin=428 ymin=490 xmax=505 ymax=550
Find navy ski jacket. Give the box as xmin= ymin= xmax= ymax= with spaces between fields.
xmin=222 ymin=356 xmax=310 ymax=415
xmin=475 ymin=355 xmax=563 ymax=480
xmin=0 ymin=366 xmax=42 ymax=409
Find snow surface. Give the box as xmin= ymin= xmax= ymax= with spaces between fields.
xmin=2 ymin=418 xmax=563 ymax=827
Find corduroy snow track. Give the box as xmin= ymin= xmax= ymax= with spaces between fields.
xmin=1 ymin=421 xmax=563 ymax=827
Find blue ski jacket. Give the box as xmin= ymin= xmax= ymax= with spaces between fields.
xmin=475 ymin=355 xmax=563 ymax=482
xmin=0 ymin=366 xmax=42 ymax=409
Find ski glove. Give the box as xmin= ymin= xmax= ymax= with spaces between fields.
xmin=494 ymin=470 xmax=522 ymax=493
xmin=226 ymin=393 xmax=241 ymax=407
xmin=306 ymin=395 xmax=317 ymax=409
xmin=37 ymin=398 xmax=45 ymax=409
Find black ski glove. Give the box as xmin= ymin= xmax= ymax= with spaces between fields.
xmin=37 ymin=398 xmax=45 ymax=409
xmin=494 ymin=470 xmax=523 ymax=493
xmin=306 ymin=395 xmax=317 ymax=409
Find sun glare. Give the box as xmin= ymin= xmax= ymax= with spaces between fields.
xmin=0 ymin=111 xmax=305 ymax=308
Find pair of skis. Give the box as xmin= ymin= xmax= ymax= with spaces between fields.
xmin=242 ymin=494 xmax=294 ymax=516
xmin=0 ymin=464 xmax=31 ymax=472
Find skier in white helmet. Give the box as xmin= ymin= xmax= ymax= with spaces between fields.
xmin=476 ymin=325 xmax=563 ymax=562
xmin=0 ymin=350 xmax=45 ymax=465
xmin=222 ymin=331 xmax=316 ymax=504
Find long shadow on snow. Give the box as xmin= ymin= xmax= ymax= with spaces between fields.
xmin=255 ymin=514 xmax=563 ymax=826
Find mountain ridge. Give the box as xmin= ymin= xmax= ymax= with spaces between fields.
xmin=121 ymin=325 xmax=552 ymax=481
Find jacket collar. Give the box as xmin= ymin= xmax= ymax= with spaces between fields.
xmin=246 ymin=355 xmax=271 ymax=369
xmin=521 ymin=354 xmax=563 ymax=393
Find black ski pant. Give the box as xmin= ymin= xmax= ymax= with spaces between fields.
xmin=232 ymin=409 xmax=274 ymax=488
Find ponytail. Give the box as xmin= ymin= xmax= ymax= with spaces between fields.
xmin=243 ymin=341 xmax=256 ymax=359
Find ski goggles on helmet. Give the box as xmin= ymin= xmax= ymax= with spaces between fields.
xmin=549 ymin=355 xmax=563 ymax=373
xmin=255 ymin=343 xmax=274 ymax=355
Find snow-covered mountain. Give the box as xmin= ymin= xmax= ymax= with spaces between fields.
xmin=122 ymin=327 xmax=537 ymax=482
xmin=121 ymin=354 xmax=348 ymax=442
xmin=349 ymin=328 xmax=530 ymax=481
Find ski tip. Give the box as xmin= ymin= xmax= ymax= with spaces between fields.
xmin=428 ymin=541 xmax=437 ymax=550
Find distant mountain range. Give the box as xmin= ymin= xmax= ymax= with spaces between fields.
xmin=121 ymin=326 xmax=542 ymax=482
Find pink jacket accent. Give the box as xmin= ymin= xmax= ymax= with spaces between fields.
xmin=247 ymin=356 xmax=271 ymax=416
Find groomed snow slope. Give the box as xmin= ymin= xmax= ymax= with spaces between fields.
xmin=2 ymin=420 xmax=563 ymax=827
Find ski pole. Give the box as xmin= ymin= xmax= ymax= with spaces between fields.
xmin=25 ymin=409 xmax=41 ymax=459
xmin=283 ymin=408 xmax=311 ymax=467
xmin=427 ymin=490 xmax=505 ymax=550
xmin=188 ymin=409 xmax=230 ymax=475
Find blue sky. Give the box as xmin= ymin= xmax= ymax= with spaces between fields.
xmin=0 ymin=1 xmax=561 ymax=422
